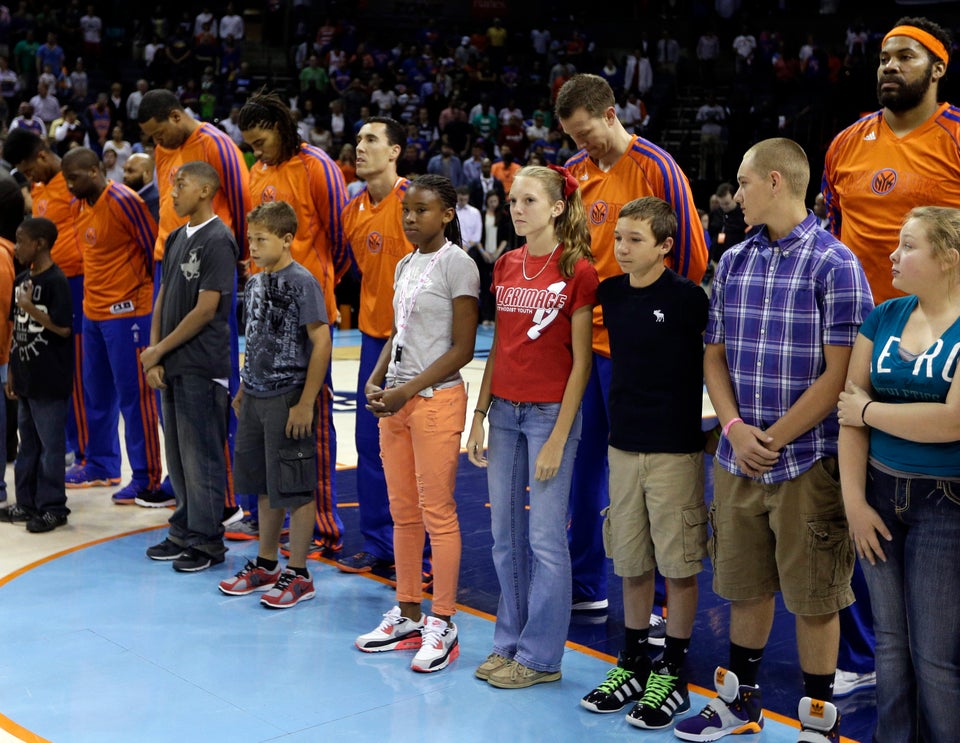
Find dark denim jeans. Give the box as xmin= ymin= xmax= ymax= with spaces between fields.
xmin=862 ymin=464 xmax=960 ymax=742
xmin=15 ymin=396 xmax=69 ymax=516
xmin=162 ymin=375 xmax=228 ymax=558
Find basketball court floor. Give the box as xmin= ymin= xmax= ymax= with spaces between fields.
xmin=0 ymin=327 xmax=875 ymax=742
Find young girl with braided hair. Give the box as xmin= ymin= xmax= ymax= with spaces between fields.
xmin=467 ymin=164 xmax=597 ymax=688
xmin=354 ymin=174 xmax=480 ymax=673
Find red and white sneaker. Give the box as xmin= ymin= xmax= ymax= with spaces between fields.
xmin=355 ymin=606 xmax=424 ymax=652
xmin=259 ymin=568 xmax=315 ymax=609
xmin=411 ymin=616 xmax=459 ymax=673
xmin=218 ymin=560 xmax=281 ymax=595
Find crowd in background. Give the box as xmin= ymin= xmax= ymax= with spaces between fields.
xmin=3 ymin=2 xmax=957 ymax=214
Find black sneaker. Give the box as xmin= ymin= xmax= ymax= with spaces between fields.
xmin=580 ymin=657 xmax=648 ymax=713
xmin=648 ymin=612 xmax=667 ymax=647
xmin=26 ymin=511 xmax=69 ymax=533
xmin=134 ymin=489 xmax=176 ymax=507
xmin=173 ymin=547 xmax=225 ymax=572
xmin=146 ymin=538 xmax=187 ymax=561
xmin=1 ymin=504 xmax=35 ymax=523
xmin=626 ymin=662 xmax=690 ymax=729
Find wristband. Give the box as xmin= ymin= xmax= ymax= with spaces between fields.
xmin=474 ymin=408 xmax=487 ymax=417
xmin=861 ymin=400 xmax=874 ymax=425
xmin=722 ymin=417 xmax=743 ymax=437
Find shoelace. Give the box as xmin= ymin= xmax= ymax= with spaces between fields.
xmin=420 ymin=622 xmax=447 ymax=648
xmin=697 ymin=698 xmax=725 ymax=719
xmin=639 ymin=670 xmax=679 ymax=708
xmin=234 ymin=560 xmax=258 ymax=577
xmin=596 ymin=666 xmax=635 ymax=694
xmin=377 ymin=609 xmax=406 ymax=632
xmin=272 ymin=572 xmax=296 ymax=592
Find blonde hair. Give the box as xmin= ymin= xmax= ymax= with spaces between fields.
xmin=743 ymin=137 xmax=810 ymax=198
xmin=903 ymin=206 xmax=960 ymax=284
xmin=514 ymin=165 xmax=593 ymax=277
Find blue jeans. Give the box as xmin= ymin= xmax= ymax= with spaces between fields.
xmin=162 ymin=375 xmax=228 ymax=557
xmin=488 ymin=397 xmax=581 ymax=672
xmin=862 ymin=464 xmax=960 ymax=742
xmin=15 ymin=396 xmax=69 ymax=516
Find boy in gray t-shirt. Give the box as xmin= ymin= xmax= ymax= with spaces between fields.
xmin=218 ymin=201 xmax=332 ymax=609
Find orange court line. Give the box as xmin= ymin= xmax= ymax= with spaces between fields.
xmin=0 ymin=495 xmax=861 ymax=743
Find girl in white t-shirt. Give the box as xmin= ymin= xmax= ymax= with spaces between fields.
xmin=467 ymin=164 xmax=597 ymax=688
xmin=355 ymin=174 xmax=479 ymax=674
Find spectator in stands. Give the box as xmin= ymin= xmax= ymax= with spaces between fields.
xmin=29 ymin=79 xmax=60 ymax=127
xmin=219 ymin=2 xmax=244 ymax=45
xmin=79 ymin=4 xmax=102 ymax=63
xmin=490 ymin=144 xmax=521 ymax=196
xmin=10 ymin=102 xmax=45 ymax=137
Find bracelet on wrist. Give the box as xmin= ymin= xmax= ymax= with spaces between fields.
xmin=861 ymin=400 xmax=875 ymax=425
xmin=474 ymin=408 xmax=488 ymax=417
xmin=722 ymin=417 xmax=744 ymax=437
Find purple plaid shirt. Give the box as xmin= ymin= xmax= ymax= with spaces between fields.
xmin=706 ymin=212 xmax=874 ymax=483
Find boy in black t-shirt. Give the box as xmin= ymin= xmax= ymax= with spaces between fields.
xmin=141 ymin=161 xmax=238 ymax=573
xmin=3 ymin=217 xmax=73 ymax=533
xmin=581 ymin=197 xmax=709 ymax=731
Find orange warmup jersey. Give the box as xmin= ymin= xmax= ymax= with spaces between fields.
xmin=823 ymin=103 xmax=960 ymax=304
xmin=248 ymin=144 xmax=349 ymax=323
xmin=342 ymin=179 xmax=415 ymax=339
xmin=0 ymin=238 xmax=13 ymax=365
xmin=154 ymin=122 xmax=251 ymax=260
xmin=32 ymin=172 xmax=84 ymax=277
xmin=565 ymin=135 xmax=708 ymax=355
xmin=72 ymin=182 xmax=156 ymax=321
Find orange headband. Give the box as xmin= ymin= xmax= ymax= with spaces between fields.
xmin=883 ymin=25 xmax=949 ymax=64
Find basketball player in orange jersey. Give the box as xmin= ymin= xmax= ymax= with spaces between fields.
xmin=3 ymin=128 xmax=88 ymax=472
xmin=60 ymin=147 xmax=162 ymax=504
xmin=136 ymin=89 xmax=251 ymax=520
xmin=822 ymin=16 xmax=960 ymax=701
xmin=337 ymin=117 xmax=423 ymax=576
xmin=556 ymin=73 xmax=708 ymax=615
xmin=238 ymin=90 xmax=349 ymax=555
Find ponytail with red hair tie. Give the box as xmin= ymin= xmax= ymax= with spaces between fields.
xmin=547 ymin=163 xmax=580 ymax=199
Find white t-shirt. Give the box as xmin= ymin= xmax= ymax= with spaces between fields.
xmin=386 ymin=242 xmax=480 ymax=391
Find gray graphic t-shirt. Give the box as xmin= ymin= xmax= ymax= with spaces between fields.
xmin=241 ymin=261 xmax=327 ymax=397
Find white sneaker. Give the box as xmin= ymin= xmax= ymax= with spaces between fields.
xmin=797 ymin=697 xmax=840 ymax=742
xmin=572 ymin=598 xmax=609 ymax=611
xmin=833 ymin=668 xmax=876 ymax=697
xmin=648 ymin=612 xmax=666 ymax=647
xmin=355 ymin=606 xmax=424 ymax=652
xmin=410 ymin=616 xmax=459 ymax=672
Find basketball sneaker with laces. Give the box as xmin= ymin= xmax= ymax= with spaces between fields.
xmin=797 ymin=697 xmax=840 ymax=742
xmin=259 ymin=568 xmax=315 ymax=608
xmin=625 ymin=661 xmax=690 ymax=729
xmin=218 ymin=560 xmax=281 ymax=595
xmin=581 ymin=655 xmax=648 ymax=713
xmin=674 ymin=666 xmax=763 ymax=741
xmin=355 ymin=606 xmax=424 ymax=652
xmin=410 ymin=616 xmax=459 ymax=672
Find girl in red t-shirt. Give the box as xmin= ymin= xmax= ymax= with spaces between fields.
xmin=467 ymin=164 xmax=598 ymax=688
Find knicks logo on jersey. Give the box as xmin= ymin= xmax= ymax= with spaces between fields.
xmin=84 ymin=227 xmax=97 ymax=245
xmin=261 ymin=185 xmax=278 ymax=203
xmin=590 ymin=200 xmax=608 ymax=225
xmin=872 ymin=169 xmax=897 ymax=195
xmin=366 ymin=232 xmax=383 ymax=254
xmin=35 ymin=199 xmax=48 ymax=216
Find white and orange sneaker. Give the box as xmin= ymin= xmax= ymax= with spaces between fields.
xmin=411 ymin=616 xmax=459 ymax=673
xmin=355 ymin=606 xmax=424 ymax=652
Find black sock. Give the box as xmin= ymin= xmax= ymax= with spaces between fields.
xmin=803 ymin=671 xmax=835 ymax=703
xmin=289 ymin=565 xmax=310 ymax=578
xmin=729 ymin=642 xmax=763 ymax=687
xmin=622 ymin=627 xmax=649 ymax=669
xmin=661 ymin=636 xmax=690 ymax=674
xmin=256 ymin=556 xmax=278 ymax=571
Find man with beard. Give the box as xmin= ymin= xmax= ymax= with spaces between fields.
xmin=122 ymin=153 xmax=159 ymax=222
xmin=823 ymin=17 xmax=959 ymax=305
xmin=820 ymin=15 xmax=958 ymax=702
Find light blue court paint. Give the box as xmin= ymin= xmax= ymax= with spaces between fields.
xmin=0 ymin=531 xmax=802 ymax=743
